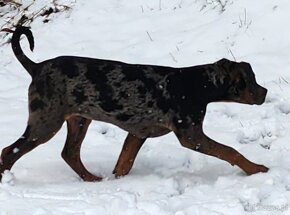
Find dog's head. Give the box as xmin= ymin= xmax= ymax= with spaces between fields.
xmin=215 ymin=58 xmax=267 ymax=105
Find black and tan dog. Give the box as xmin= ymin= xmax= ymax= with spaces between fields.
xmin=0 ymin=27 xmax=268 ymax=182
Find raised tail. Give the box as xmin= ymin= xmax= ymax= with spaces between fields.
xmin=11 ymin=26 xmax=36 ymax=76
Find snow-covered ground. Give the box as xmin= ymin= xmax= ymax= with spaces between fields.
xmin=1 ymin=0 xmax=290 ymax=214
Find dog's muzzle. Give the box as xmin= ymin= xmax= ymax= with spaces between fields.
xmin=254 ymin=86 xmax=267 ymax=105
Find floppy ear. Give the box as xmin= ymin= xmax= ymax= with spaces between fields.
xmin=211 ymin=58 xmax=232 ymax=85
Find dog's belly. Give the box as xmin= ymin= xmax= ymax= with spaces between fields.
xmin=101 ymin=117 xmax=171 ymax=138
xmin=117 ymin=123 xmax=171 ymax=138
xmin=67 ymin=108 xmax=170 ymax=138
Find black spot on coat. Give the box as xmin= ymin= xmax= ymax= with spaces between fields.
xmin=30 ymin=98 xmax=45 ymax=112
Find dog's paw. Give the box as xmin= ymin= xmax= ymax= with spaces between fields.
xmin=246 ymin=165 xmax=269 ymax=176
xmin=113 ymin=163 xmax=131 ymax=178
xmin=81 ymin=173 xmax=102 ymax=182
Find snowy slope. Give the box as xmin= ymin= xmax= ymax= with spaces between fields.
xmin=0 ymin=0 xmax=290 ymax=214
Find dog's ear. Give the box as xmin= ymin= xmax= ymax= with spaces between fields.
xmin=215 ymin=58 xmax=231 ymax=66
xmin=240 ymin=61 xmax=253 ymax=73
xmin=206 ymin=59 xmax=232 ymax=87
xmin=214 ymin=58 xmax=235 ymax=75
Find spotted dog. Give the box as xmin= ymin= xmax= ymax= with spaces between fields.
xmin=0 ymin=27 xmax=268 ymax=182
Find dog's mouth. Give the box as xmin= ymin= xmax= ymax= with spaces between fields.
xmin=229 ymin=85 xmax=267 ymax=105
xmin=243 ymin=86 xmax=267 ymax=105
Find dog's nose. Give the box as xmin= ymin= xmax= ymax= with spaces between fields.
xmin=262 ymin=87 xmax=268 ymax=97
xmin=256 ymin=86 xmax=267 ymax=105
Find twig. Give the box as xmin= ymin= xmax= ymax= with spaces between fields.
xmin=146 ymin=31 xmax=153 ymax=42
xmin=280 ymin=77 xmax=289 ymax=84
xmin=140 ymin=5 xmax=144 ymax=13
xmin=228 ymin=48 xmax=236 ymax=61
xmin=217 ymin=0 xmax=226 ymax=12
xmin=0 ymin=1 xmax=34 ymax=29
xmin=1 ymin=0 xmax=22 ymax=7
xmin=169 ymin=52 xmax=178 ymax=63
xmin=178 ymin=0 xmax=183 ymax=8
xmin=238 ymin=8 xmax=252 ymax=30
xmin=239 ymin=121 xmax=244 ymax=128
xmin=244 ymin=8 xmax=247 ymax=25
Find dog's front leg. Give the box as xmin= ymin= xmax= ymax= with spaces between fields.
xmin=174 ymin=125 xmax=269 ymax=175
xmin=113 ymin=133 xmax=146 ymax=178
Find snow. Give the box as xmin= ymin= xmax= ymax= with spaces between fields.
xmin=1 ymin=0 xmax=290 ymax=214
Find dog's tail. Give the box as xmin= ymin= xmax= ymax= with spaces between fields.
xmin=11 ymin=26 xmax=36 ymax=76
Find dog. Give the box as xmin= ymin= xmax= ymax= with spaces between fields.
xmin=0 ymin=26 xmax=268 ymax=182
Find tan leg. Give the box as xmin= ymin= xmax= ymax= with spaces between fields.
xmin=174 ymin=126 xmax=268 ymax=175
xmin=0 ymin=115 xmax=64 ymax=182
xmin=113 ymin=133 xmax=146 ymax=177
xmin=62 ymin=116 xmax=102 ymax=182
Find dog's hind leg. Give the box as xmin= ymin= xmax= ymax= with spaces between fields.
xmin=113 ymin=133 xmax=146 ymax=178
xmin=0 ymin=113 xmax=64 ymax=182
xmin=174 ymin=126 xmax=269 ymax=175
xmin=61 ymin=116 xmax=102 ymax=182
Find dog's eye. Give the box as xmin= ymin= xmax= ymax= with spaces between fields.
xmin=236 ymin=79 xmax=246 ymax=90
